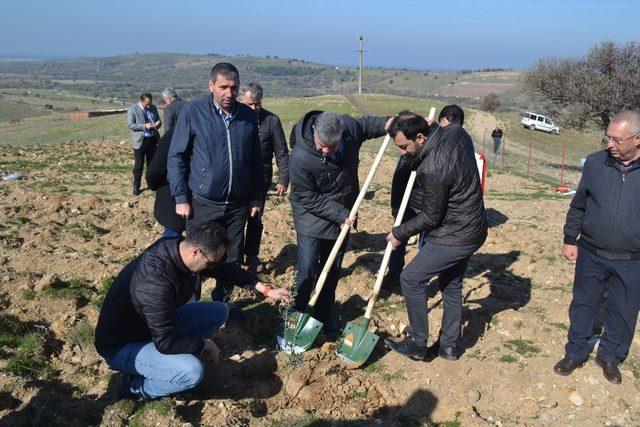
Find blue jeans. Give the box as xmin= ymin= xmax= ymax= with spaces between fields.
xmin=106 ymin=301 xmax=228 ymax=398
xmin=162 ymin=227 xmax=182 ymax=238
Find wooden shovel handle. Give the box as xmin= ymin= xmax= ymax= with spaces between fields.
xmin=364 ymin=171 xmax=417 ymax=318
xmin=308 ymin=134 xmax=392 ymax=308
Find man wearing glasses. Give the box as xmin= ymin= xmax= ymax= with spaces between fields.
xmin=95 ymin=222 xmax=290 ymax=399
xmin=554 ymin=110 xmax=640 ymax=384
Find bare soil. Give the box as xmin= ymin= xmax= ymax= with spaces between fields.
xmin=1 ymin=139 xmax=639 ymax=426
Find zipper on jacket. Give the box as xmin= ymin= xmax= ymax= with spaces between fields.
xmin=224 ymin=121 xmax=233 ymax=204
xmin=610 ymin=172 xmax=625 ymax=247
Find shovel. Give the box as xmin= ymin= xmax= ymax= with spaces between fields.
xmin=277 ymin=134 xmax=393 ymax=354
xmin=337 ymin=107 xmax=435 ymax=367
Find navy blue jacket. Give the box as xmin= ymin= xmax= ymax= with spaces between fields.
xmin=167 ymin=96 xmax=264 ymax=205
xmin=564 ymin=151 xmax=640 ymax=253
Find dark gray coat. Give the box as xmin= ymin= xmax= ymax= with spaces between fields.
xmin=288 ymin=111 xmax=388 ymax=239
xmin=564 ymin=150 xmax=640 ymax=253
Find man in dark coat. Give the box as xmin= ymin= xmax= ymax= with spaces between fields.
xmin=168 ymin=63 xmax=264 ymax=316
xmin=384 ymin=112 xmax=487 ymax=361
xmin=238 ymin=82 xmax=289 ymax=272
xmin=384 ymin=106 xmax=465 ymax=289
xmin=94 ymin=222 xmax=290 ymax=399
xmin=162 ymin=87 xmax=188 ymax=134
xmin=553 ymin=110 xmax=640 ymax=385
xmin=146 ymin=127 xmax=185 ymax=238
xmin=288 ymin=110 xmax=391 ymax=332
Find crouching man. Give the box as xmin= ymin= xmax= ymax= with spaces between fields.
xmin=94 ymin=222 xmax=289 ymax=399
xmin=384 ymin=112 xmax=487 ymax=361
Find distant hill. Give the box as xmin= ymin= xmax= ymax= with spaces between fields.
xmin=0 ymin=53 xmax=524 ymax=108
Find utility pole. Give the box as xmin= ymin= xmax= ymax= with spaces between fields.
xmin=356 ymin=35 xmax=367 ymax=94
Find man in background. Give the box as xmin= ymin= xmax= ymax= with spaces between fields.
xmin=127 ymin=93 xmax=161 ymax=196
xmin=238 ymin=82 xmax=289 ymax=272
xmin=162 ymin=87 xmax=187 ymax=133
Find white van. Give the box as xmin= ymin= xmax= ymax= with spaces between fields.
xmin=521 ymin=112 xmax=560 ymax=135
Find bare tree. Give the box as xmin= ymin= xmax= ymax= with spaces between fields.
xmin=523 ymin=41 xmax=640 ymax=129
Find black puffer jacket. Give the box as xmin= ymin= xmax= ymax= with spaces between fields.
xmin=392 ymin=124 xmax=487 ymax=245
xmin=288 ymin=111 xmax=388 ymax=239
xmin=257 ymin=108 xmax=289 ymax=187
xmin=94 ymin=238 xmax=257 ymax=359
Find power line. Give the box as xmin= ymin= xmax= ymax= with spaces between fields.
xmin=356 ymin=35 xmax=367 ymax=95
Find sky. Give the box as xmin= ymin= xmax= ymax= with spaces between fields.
xmin=0 ymin=0 xmax=638 ymax=70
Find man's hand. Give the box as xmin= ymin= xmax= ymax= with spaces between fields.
xmin=267 ymin=287 xmax=291 ymax=304
xmin=341 ymin=215 xmax=357 ymax=230
xmin=176 ymin=203 xmax=191 ymax=218
xmin=384 ymin=116 xmax=394 ymax=131
xmin=562 ymin=244 xmax=578 ymax=261
xmin=276 ymin=183 xmax=288 ymax=197
xmin=145 ymin=123 xmax=154 ymax=129
xmin=250 ymin=200 xmax=262 ymax=218
xmin=201 ymin=338 xmax=220 ymax=364
xmin=386 ymin=231 xmax=402 ymax=249
xmin=154 ymin=120 xmax=162 ymax=129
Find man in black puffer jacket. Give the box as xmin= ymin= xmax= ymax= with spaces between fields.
xmin=288 ymin=110 xmax=390 ymax=332
xmin=384 ymin=112 xmax=487 ymax=362
xmin=553 ymin=110 xmax=640 ymax=385
xmin=95 ymin=222 xmax=290 ymax=399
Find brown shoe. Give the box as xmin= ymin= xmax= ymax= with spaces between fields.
xmin=596 ymin=357 xmax=622 ymax=384
xmin=553 ymin=356 xmax=583 ymax=376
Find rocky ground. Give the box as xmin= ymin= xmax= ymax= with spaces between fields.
xmin=1 ymin=139 xmax=639 ymax=426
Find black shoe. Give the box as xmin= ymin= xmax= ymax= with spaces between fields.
xmin=553 ymin=356 xmax=583 ymax=376
xmin=227 ymin=305 xmax=248 ymax=320
xmin=322 ymin=319 xmax=341 ymax=335
xmin=115 ymin=374 xmax=145 ymax=401
xmin=384 ymin=336 xmax=428 ymax=361
xmin=596 ymin=357 xmax=622 ymax=384
xmin=132 ymin=188 xmax=141 ymax=196
xmin=438 ymin=345 xmax=459 ymax=361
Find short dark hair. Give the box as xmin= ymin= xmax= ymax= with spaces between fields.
xmin=388 ymin=110 xmax=429 ymax=140
xmin=438 ymin=104 xmax=464 ymax=126
xmin=140 ymin=93 xmax=153 ymax=101
xmin=184 ymin=222 xmax=229 ymax=254
xmin=210 ymin=62 xmax=239 ymax=83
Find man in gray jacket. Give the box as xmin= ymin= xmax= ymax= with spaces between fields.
xmin=553 ymin=110 xmax=640 ymax=385
xmin=127 ymin=93 xmax=161 ymax=196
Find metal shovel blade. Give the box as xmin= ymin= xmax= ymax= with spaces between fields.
xmin=336 ymin=320 xmax=379 ymax=368
xmin=276 ymin=310 xmax=323 ymax=354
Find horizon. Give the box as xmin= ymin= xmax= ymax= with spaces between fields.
xmin=1 ymin=0 xmax=638 ymax=70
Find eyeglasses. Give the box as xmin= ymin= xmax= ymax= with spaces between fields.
xmin=197 ymin=247 xmax=216 ymax=267
xmin=602 ymin=132 xmax=640 ymax=145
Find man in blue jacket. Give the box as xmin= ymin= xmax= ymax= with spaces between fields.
xmin=554 ymin=110 xmax=640 ymax=385
xmin=168 ymin=63 xmax=264 ymax=313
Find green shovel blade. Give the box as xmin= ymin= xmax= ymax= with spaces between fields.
xmin=336 ymin=320 xmax=379 ymax=368
xmin=276 ymin=310 xmax=323 ymax=354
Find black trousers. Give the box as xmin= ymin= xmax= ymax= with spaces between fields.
xmin=244 ymin=163 xmax=272 ymax=258
xmin=132 ymin=137 xmax=157 ymax=189
xmin=565 ymin=246 xmax=640 ymax=364
xmin=293 ymin=233 xmax=348 ymax=323
xmin=400 ymin=240 xmax=482 ymax=348
xmin=186 ymin=196 xmax=248 ymax=303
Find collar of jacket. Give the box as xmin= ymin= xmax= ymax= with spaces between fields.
xmin=208 ymin=95 xmax=238 ymax=121
xmin=166 ymin=238 xmax=191 ymax=275
xmin=409 ymin=123 xmax=444 ymax=170
xmin=297 ymin=110 xmax=326 ymax=160
xmin=604 ymin=152 xmax=640 ymax=174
